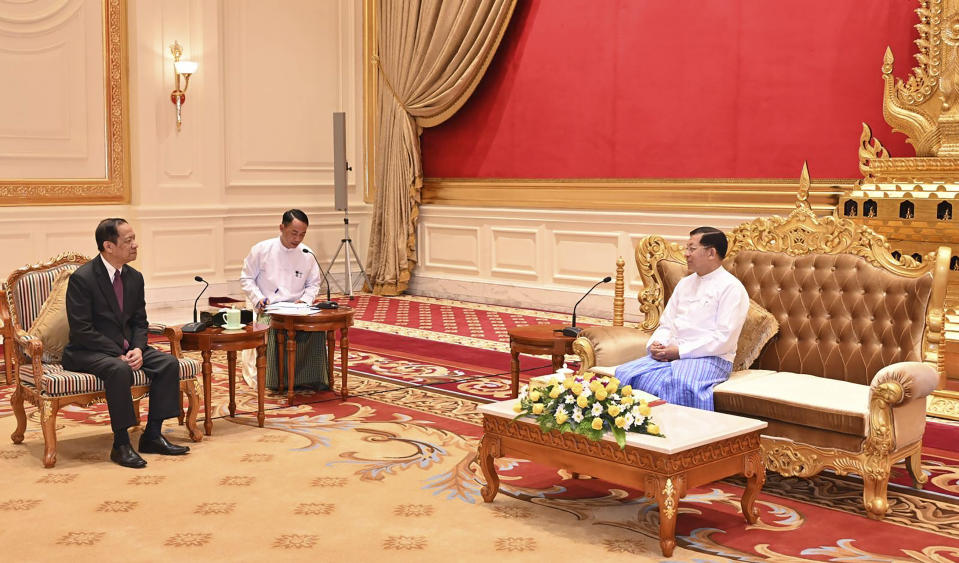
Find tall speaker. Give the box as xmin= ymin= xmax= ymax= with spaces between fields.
xmin=333 ymin=112 xmax=348 ymax=211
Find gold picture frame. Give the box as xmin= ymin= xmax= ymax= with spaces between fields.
xmin=0 ymin=0 xmax=130 ymax=206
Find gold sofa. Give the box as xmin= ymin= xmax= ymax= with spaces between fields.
xmin=574 ymin=188 xmax=949 ymax=520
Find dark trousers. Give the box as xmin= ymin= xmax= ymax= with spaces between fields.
xmin=62 ymin=346 xmax=180 ymax=433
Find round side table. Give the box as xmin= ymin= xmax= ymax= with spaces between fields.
xmin=507 ymin=324 xmax=575 ymax=398
xmin=180 ymin=323 xmax=269 ymax=435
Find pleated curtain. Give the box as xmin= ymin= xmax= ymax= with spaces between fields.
xmin=367 ymin=0 xmax=516 ymax=295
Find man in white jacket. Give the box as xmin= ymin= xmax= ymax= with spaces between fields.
xmin=614 ymin=227 xmax=749 ymax=410
xmin=240 ymin=209 xmax=327 ymax=391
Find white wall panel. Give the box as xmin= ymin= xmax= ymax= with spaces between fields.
xmin=151 ymin=227 xmax=217 ymax=279
xmin=490 ymin=227 xmax=538 ymax=278
xmin=552 ymin=231 xmax=619 ymax=284
xmin=0 ymin=0 xmax=106 ymax=178
xmin=423 ymin=225 xmax=481 ymax=274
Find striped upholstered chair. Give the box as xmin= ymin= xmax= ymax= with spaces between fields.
xmin=2 ymin=252 xmax=203 ymax=467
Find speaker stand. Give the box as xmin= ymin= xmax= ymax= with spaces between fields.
xmin=325 ymin=211 xmax=367 ymax=299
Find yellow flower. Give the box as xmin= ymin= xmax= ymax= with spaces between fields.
xmin=605 ymin=379 xmax=619 ymax=394
xmin=607 ymin=404 xmax=621 ymax=417
xmin=615 ymin=416 xmax=626 ymax=428
xmin=532 ymin=403 xmax=544 ymax=415
xmin=529 ymin=390 xmax=541 ymax=402
xmin=549 ymin=387 xmax=562 ymax=399
xmin=595 ymin=389 xmax=608 ymax=401
xmin=621 ymin=385 xmax=633 ymax=397
xmin=570 ymin=383 xmax=583 ymax=396
xmin=555 ymin=412 xmax=568 ymax=425
xmin=638 ymin=404 xmax=651 ymax=417
xmin=576 ymin=395 xmax=589 ymax=409
xmin=620 ymin=397 xmax=634 ymax=406
xmin=647 ymin=423 xmax=660 ymax=435
xmin=512 ymin=402 xmax=523 ymax=413
xmin=548 ymin=377 xmax=558 ymax=386
xmin=589 ymin=380 xmax=602 ymax=393
xmin=591 ymin=417 xmax=604 ymax=430
xmin=564 ymin=377 xmax=575 ymax=388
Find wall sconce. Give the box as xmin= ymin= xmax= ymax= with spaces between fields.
xmin=169 ymin=41 xmax=198 ymax=131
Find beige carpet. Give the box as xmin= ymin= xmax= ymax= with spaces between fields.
xmin=0 ymin=375 xmax=713 ymax=562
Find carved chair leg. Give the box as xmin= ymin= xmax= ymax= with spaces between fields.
xmin=183 ymin=380 xmax=203 ymax=442
xmin=905 ymin=450 xmax=926 ymax=489
xmin=862 ymin=467 xmax=892 ymax=520
xmin=10 ymin=385 xmax=26 ymax=444
xmin=40 ymin=399 xmax=60 ymax=468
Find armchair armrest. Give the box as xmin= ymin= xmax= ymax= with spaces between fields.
xmin=14 ymin=328 xmax=46 ymax=388
xmin=870 ymin=361 xmax=938 ymax=407
xmin=573 ymin=326 xmax=652 ymax=373
xmin=148 ymin=323 xmax=183 ymax=357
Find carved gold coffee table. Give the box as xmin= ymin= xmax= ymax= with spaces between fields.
xmin=477 ymin=400 xmax=767 ymax=557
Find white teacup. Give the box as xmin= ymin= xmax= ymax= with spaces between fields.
xmin=224 ymin=308 xmax=242 ymax=329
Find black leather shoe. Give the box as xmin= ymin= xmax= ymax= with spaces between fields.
xmin=138 ymin=434 xmax=190 ymax=456
xmin=110 ymin=444 xmax=147 ymax=468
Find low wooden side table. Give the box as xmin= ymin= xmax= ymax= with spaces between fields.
xmin=269 ymin=307 xmax=354 ymax=404
xmin=477 ymin=400 xmax=767 ymax=557
xmin=507 ymin=324 xmax=575 ymax=398
xmin=180 ymin=323 xmax=269 ymax=435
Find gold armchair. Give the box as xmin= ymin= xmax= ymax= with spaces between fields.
xmin=4 ymin=253 xmax=203 ymax=468
xmin=574 ymin=176 xmax=948 ymax=520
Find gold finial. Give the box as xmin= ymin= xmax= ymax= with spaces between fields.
xmin=882 ymin=46 xmax=894 ymax=75
xmin=797 ymin=162 xmax=811 ymax=210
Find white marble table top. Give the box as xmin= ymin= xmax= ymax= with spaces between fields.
xmin=478 ymin=399 xmax=767 ymax=455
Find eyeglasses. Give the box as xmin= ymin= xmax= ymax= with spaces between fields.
xmin=685 ymin=245 xmax=703 ymax=253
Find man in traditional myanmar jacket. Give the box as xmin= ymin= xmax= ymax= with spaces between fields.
xmin=615 ymin=227 xmax=749 ymax=410
xmin=240 ymin=209 xmax=328 ymax=391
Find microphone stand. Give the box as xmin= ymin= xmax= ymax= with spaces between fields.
xmin=182 ymin=276 xmax=210 ymax=332
xmin=303 ymin=248 xmax=339 ymax=309
xmin=561 ymin=276 xmax=612 ymax=337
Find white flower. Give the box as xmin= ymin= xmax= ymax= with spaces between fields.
xmin=581 ymin=387 xmax=592 ymax=398
xmin=518 ymin=386 xmax=529 ymax=400
xmin=610 ymin=393 xmax=620 ymax=402
xmin=564 ymin=395 xmax=575 ymax=405
xmin=572 ymin=407 xmax=584 ymax=423
xmin=630 ymin=406 xmax=641 ymax=418
xmin=590 ymin=402 xmax=604 ymax=417
xmin=555 ymin=407 xmax=568 ymax=420
xmin=624 ymin=413 xmax=635 ymax=429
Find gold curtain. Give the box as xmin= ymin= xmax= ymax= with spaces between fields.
xmin=367 ymin=0 xmax=517 ymax=295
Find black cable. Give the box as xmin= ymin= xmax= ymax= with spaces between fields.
xmin=203 ymin=361 xmax=559 ymax=421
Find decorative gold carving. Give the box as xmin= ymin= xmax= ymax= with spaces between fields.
xmin=0 ymin=0 xmax=129 ymax=205
xmin=927 ymin=391 xmax=959 ymax=419
xmin=571 ymin=337 xmax=594 ymax=375
xmin=612 ymin=257 xmax=625 ymax=327
xmin=858 ymin=123 xmax=890 ymax=179
xmin=660 ymin=478 xmax=677 ymax=520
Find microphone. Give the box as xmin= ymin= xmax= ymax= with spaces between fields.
xmin=303 ymin=248 xmax=339 ymax=309
xmin=561 ymin=276 xmax=612 ymax=337
xmin=182 ymin=275 xmax=211 ymax=333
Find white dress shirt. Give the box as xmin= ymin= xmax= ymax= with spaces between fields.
xmin=647 ymin=266 xmax=749 ymax=363
xmin=240 ymin=237 xmax=321 ymax=306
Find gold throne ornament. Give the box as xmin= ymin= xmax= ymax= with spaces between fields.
xmin=839 ymin=0 xmax=959 ymax=418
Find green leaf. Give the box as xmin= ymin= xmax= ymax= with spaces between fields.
xmin=612 ymin=426 xmax=626 ymax=449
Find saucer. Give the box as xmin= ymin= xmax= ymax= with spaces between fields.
xmin=222 ymin=323 xmax=245 ymax=331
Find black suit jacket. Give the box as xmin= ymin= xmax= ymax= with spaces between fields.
xmin=62 ymin=257 xmax=149 ymax=364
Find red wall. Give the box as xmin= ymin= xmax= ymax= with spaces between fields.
xmin=421 ymin=0 xmax=917 ymax=180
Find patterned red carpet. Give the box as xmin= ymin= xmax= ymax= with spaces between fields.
xmin=2 ymin=294 xmax=959 ymax=560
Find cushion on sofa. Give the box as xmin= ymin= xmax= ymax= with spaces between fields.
xmin=713 ymin=370 xmax=869 ymax=436
xmin=732 ymin=299 xmax=778 ymax=371
xmin=26 ymin=270 xmax=72 ymax=362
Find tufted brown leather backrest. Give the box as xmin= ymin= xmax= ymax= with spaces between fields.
xmin=723 ymin=250 xmax=933 ymax=385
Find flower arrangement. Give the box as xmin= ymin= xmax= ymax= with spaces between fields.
xmin=513 ymin=371 xmax=664 ymax=449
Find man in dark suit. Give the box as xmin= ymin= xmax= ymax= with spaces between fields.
xmin=63 ymin=218 xmax=190 ymax=468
